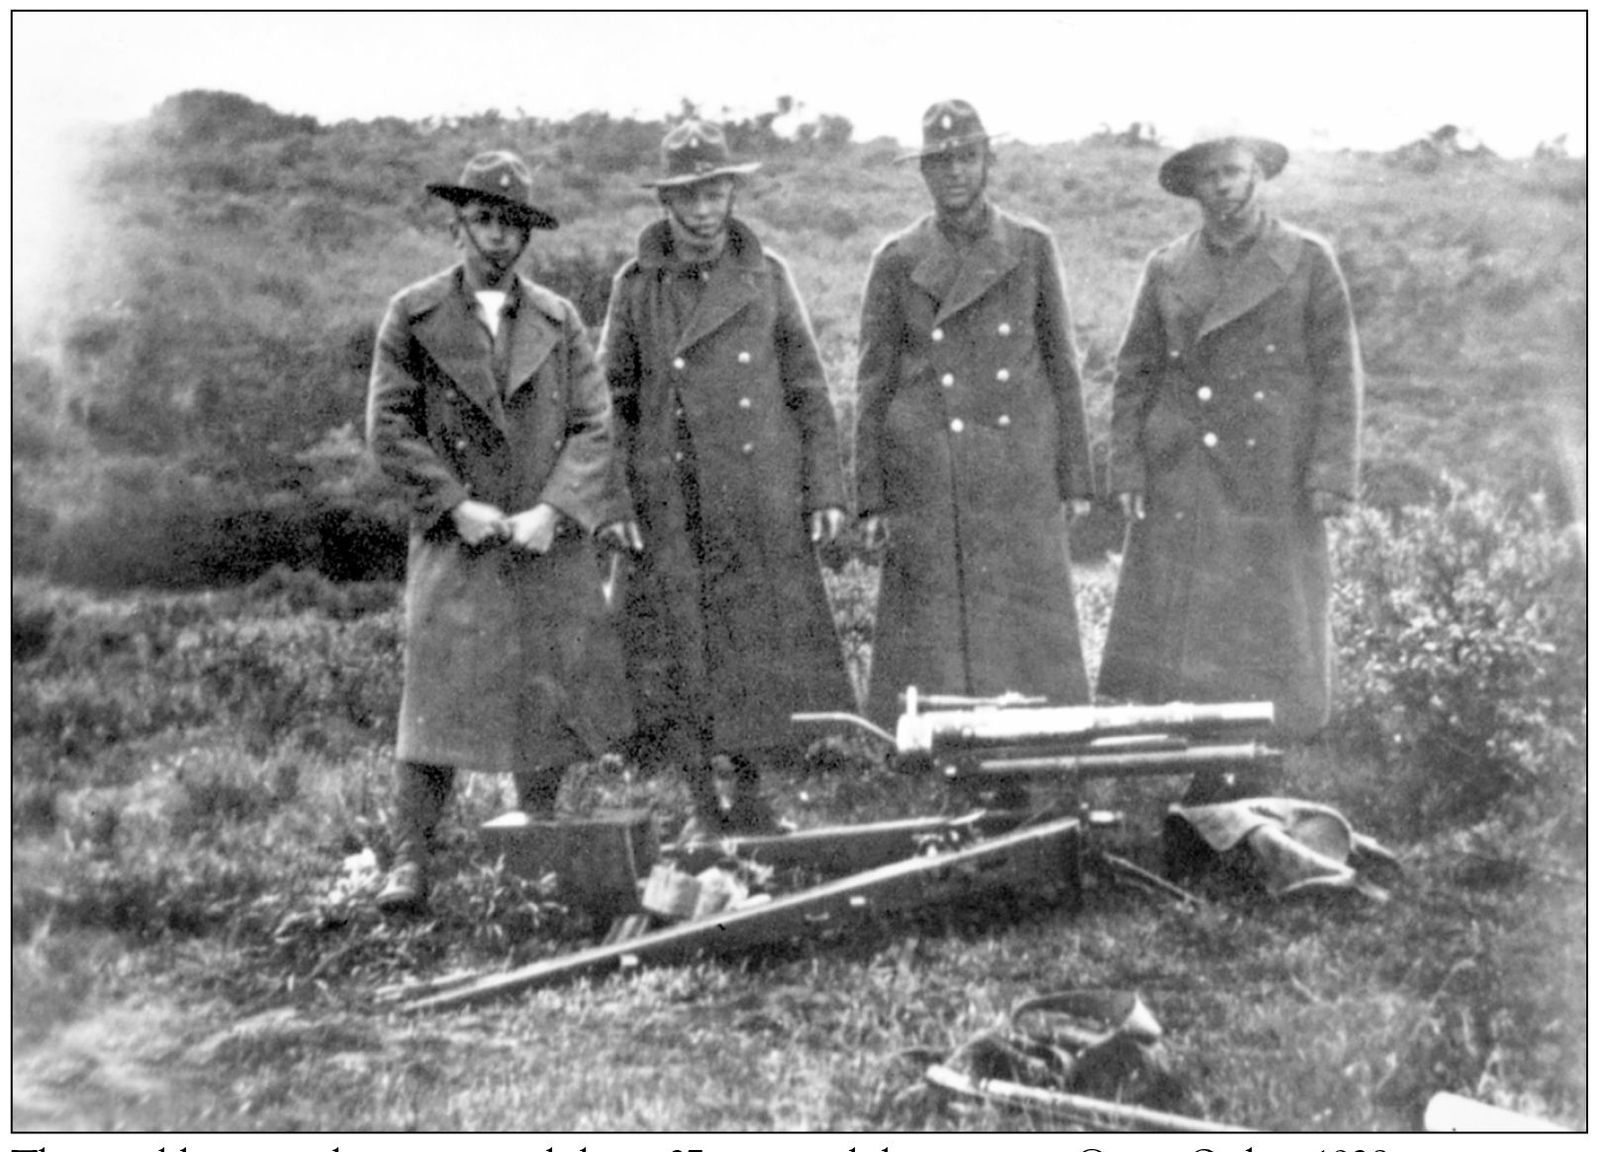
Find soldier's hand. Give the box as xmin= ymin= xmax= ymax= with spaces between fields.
xmin=810 ymin=507 xmax=846 ymax=545
xmin=598 ymin=518 xmax=644 ymax=553
xmin=1309 ymin=490 xmax=1351 ymax=519
xmin=452 ymin=499 xmax=510 ymax=546
xmin=1118 ymin=492 xmax=1147 ymax=522
xmin=862 ymin=514 xmax=890 ymax=549
xmin=505 ymin=504 xmax=561 ymax=554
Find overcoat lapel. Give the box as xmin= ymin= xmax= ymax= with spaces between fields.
xmin=503 ymin=277 xmax=562 ymax=400
xmin=1161 ymin=234 xmax=1218 ymax=332
xmin=413 ymin=288 xmax=506 ymax=429
xmin=675 ymin=262 xmax=760 ymax=355
xmin=1196 ymin=220 xmax=1303 ymax=340
xmin=909 ymin=221 xmax=961 ymax=305
xmin=907 ymin=210 xmax=1022 ymax=326
xmin=936 ymin=226 xmax=1019 ymax=325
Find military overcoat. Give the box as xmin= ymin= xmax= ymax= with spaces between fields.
xmin=855 ymin=204 xmax=1094 ymax=729
xmin=1097 ymin=217 xmax=1362 ymax=736
xmin=600 ymin=218 xmax=853 ymax=754
xmin=367 ymin=266 xmax=631 ymax=772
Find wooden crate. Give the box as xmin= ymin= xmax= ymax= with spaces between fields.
xmin=481 ymin=808 xmax=658 ymax=917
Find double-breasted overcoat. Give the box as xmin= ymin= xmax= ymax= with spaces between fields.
xmin=855 ymin=204 xmax=1095 ymax=729
xmin=368 ymin=266 xmax=631 ymax=772
xmin=600 ymin=218 xmax=853 ymax=755
xmin=1097 ymin=217 xmax=1363 ymax=736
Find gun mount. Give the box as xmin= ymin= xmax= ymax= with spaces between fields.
xmin=386 ymin=690 xmax=1283 ymax=1011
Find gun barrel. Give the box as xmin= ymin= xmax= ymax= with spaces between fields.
xmin=967 ymin=742 xmax=1282 ymax=778
xmin=896 ymin=701 xmax=1275 ymax=756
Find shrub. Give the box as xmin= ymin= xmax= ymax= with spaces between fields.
xmin=11 ymin=581 xmax=403 ymax=762
xmin=1330 ymin=481 xmax=1585 ymax=832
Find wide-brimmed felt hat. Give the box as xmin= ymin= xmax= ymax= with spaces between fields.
xmin=643 ymin=120 xmax=761 ymax=189
xmin=427 ymin=150 xmax=559 ymax=230
xmin=897 ymin=99 xmax=1002 ymax=163
xmin=1158 ymin=136 xmax=1289 ymax=197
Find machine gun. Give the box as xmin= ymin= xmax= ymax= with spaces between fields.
xmin=802 ymin=687 xmax=1281 ymax=803
xmin=385 ymin=690 xmax=1281 ymax=1012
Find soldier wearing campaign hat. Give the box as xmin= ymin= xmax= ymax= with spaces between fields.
xmin=1098 ymin=134 xmax=1363 ymax=748
xmin=600 ymin=121 xmax=853 ymax=842
xmin=854 ymin=100 xmax=1096 ymax=746
xmin=366 ymin=151 xmax=635 ymax=912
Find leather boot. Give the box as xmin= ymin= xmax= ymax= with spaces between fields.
xmin=677 ymin=759 xmax=728 ymax=845
xmin=377 ymin=761 xmax=453 ymax=913
xmin=513 ymin=766 xmax=565 ymax=817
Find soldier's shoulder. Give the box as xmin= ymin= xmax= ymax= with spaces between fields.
xmin=1267 ymin=217 xmax=1338 ymax=259
xmin=387 ymin=267 xmax=457 ymax=317
xmin=519 ymin=277 xmax=584 ymax=326
xmin=994 ymin=205 xmax=1055 ymax=240
xmin=758 ymin=243 xmax=796 ymax=278
xmin=868 ymin=215 xmax=934 ymax=264
xmin=1145 ymin=231 xmax=1198 ymax=272
xmin=610 ymin=253 xmax=646 ymax=286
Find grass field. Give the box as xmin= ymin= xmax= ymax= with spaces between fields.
xmin=8 ymin=555 xmax=1586 ymax=1133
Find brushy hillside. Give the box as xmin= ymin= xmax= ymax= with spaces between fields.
xmin=12 ymin=90 xmax=1586 ymax=590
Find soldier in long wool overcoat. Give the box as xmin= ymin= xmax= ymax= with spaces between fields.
xmin=1097 ymin=136 xmax=1363 ymax=740
xmin=367 ymin=151 xmax=635 ymax=911
xmin=600 ymin=120 xmax=854 ymax=840
xmin=855 ymin=100 xmax=1095 ymax=733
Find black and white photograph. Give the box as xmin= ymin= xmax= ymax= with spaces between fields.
xmin=10 ymin=9 xmax=1588 ymax=1144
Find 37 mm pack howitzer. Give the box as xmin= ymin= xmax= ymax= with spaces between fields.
xmin=386 ymin=690 xmax=1280 ymax=1012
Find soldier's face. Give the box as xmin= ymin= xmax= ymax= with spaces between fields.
xmin=1194 ymin=146 xmax=1261 ymax=228
xmin=453 ymin=202 xmax=531 ymax=287
xmin=661 ymin=177 xmax=735 ymax=259
xmin=920 ymin=143 xmax=989 ymax=215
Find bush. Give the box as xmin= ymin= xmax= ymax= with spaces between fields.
xmin=1330 ymin=481 xmax=1586 ymax=832
xmin=11 ymin=581 xmax=403 ymax=762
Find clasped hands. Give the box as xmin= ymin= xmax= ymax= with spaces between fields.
xmin=450 ymin=499 xmax=566 ymax=554
xmin=451 ymin=500 xmax=647 ymax=555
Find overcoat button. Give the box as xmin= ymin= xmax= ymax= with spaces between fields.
xmin=738 ymin=351 xmax=751 ymax=364
xmin=1254 ymin=391 xmax=1266 ymax=401
xmin=1197 ymin=386 xmax=1213 ymax=401
xmin=741 ymin=442 xmax=754 ymax=455
xmin=941 ymin=373 xmax=955 ymax=387
xmin=997 ymin=414 xmax=1011 ymax=427
xmin=932 ymin=328 xmax=944 ymax=342
xmin=454 ymin=438 xmax=468 ymax=450
xmin=738 ymin=397 xmax=751 ymax=409
xmin=674 ymin=451 xmax=684 ymax=462
xmin=1203 ymin=432 xmax=1219 ymax=448
xmin=950 ymin=418 xmax=964 ymax=433
xmin=998 ymin=322 xmax=1011 ymax=335
xmin=1246 ymin=438 xmax=1257 ymax=448
xmin=673 ymin=356 xmax=686 ymax=370
xmin=1265 ymin=343 xmax=1277 ymax=353
xmin=996 ymin=369 xmax=1010 ymax=382
xmin=1169 ymin=350 xmax=1181 ymax=360
xmin=553 ymin=439 xmax=563 ymax=450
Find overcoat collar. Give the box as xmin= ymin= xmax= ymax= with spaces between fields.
xmin=409 ymin=268 xmax=566 ymax=423
xmin=906 ymin=203 xmax=1021 ymax=326
xmin=1170 ymin=217 xmax=1305 ymax=341
xmin=636 ymin=217 xmax=769 ymax=355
